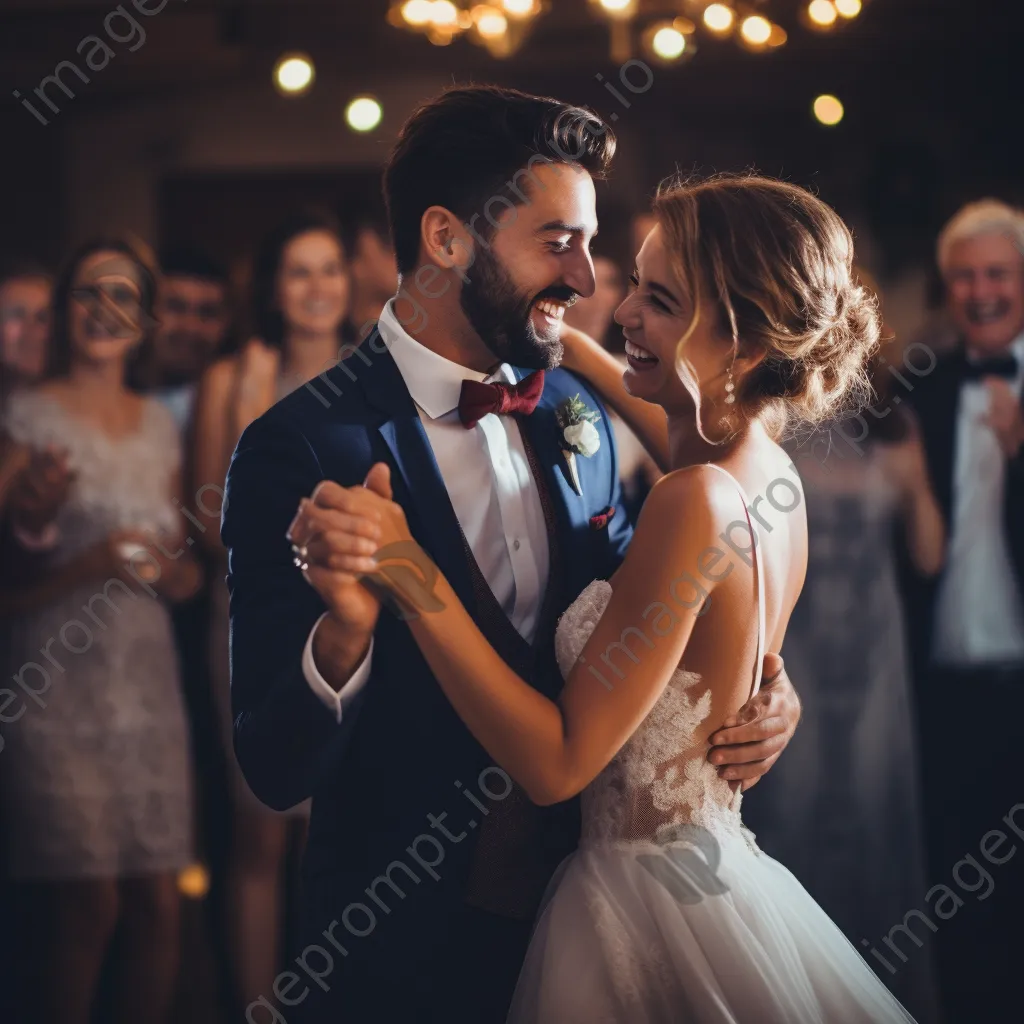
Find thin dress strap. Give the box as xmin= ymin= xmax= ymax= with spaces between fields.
xmin=701 ymin=462 xmax=766 ymax=702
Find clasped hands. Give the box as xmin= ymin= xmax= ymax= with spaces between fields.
xmin=287 ymin=463 xmax=801 ymax=792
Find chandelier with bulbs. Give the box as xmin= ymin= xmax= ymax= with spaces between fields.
xmin=389 ymin=1 xmax=867 ymax=63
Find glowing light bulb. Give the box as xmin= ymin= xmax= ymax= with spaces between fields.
xmin=808 ymin=0 xmax=838 ymax=27
xmin=813 ymin=94 xmax=844 ymax=125
xmin=502 ymin=0 xmax=538 ymax=15
xmin=431 ymin=0 xmax=460 ymax=26
xmin=652 ymin=26 xmax=686 ymax=60
xmin=476 ymin=7 xmax=508 ymax=38
xmin=834 ymin=0 xmax=862 ymax=16
xmin=346 ymin=96 xmax=383 ymax=133
xmin=740 ymin=15 xmax=772 ymax=45
xmin=703 ymin=3 xmax=735 ymax=32
xmin=401 ymin=0 xmax=433 ymax=25
xmin=273 ymin=54 xmax=314 ymax=95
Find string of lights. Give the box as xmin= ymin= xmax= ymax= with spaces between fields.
xmin=386 ymin=1 xmax=867 ymax=62
xmin=269 ymin=2 xmax=868 ymax=133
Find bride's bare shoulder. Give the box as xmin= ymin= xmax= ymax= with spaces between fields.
xmin=625 ymin=466 xmax=742 ymax=565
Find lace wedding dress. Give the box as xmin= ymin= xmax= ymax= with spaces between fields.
xmin=507 ymin=465 xmax=916 ymax=1023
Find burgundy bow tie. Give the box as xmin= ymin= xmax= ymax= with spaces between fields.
xmin=457 ymin=370 xmax=545 ymax=429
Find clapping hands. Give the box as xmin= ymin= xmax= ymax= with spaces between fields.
xmin=984 ymin=378 xmax=1024 ymax=459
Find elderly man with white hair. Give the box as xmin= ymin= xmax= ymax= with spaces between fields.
xmin=905 ymin=198 xmax=1024 ymax=1021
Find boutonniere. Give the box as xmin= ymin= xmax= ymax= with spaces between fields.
xmin=555 ymin=394 xmax=601 ymax=496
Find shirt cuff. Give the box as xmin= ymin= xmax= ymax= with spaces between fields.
xmin=11 ymin=521 xmax=60 ymax=551
xmin=301 ymin=613 xmax=374 ymax=724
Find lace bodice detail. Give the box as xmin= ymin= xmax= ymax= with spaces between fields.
xmin=4 ymin=390 xmax=181 ymax=563
xmin=556 ymin=579 xmax=755 ymax=848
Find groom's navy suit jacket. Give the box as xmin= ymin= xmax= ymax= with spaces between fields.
xmin=222 ymin=333 xmax=632 ymax=1012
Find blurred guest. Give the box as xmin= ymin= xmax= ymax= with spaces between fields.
xmin=0 ymin=238 xmax=201 ymax=1024
xmin=133 ymin=245 xmax=231 ymax=434
xmin=343 ymin=211 xmax=398 ymax=339
xmin=133 ymin=243 xmax=236 ymax=1020
xmin=0 ymin=261 xmax=52 ymax=403
xmin=743 ymin=313 xmax=945 ymax=1019
xmin=904 ymin=199 xmax=1024 ymax=1019
xmin=192 ymin=209 xmax=350 ymax=1010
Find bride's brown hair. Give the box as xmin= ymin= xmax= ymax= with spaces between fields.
xmin=653 ymin=173 xmax=879 ymax=437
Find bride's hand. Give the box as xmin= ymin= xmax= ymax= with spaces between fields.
xmin=296 ymin=464 xmax=443 ymax=617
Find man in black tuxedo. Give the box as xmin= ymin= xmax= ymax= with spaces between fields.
xmin=223 ymin=86 xmax=802 ymax=1024
xmin=905 ymin=199 xmax=1024 ymax=1019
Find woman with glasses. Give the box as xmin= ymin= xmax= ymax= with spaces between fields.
xmin=0 ymin=238 xmax=202 ymax=1024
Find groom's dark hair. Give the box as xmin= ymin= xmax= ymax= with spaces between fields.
xmin=383 ymin=85 xmax=616 ymax=275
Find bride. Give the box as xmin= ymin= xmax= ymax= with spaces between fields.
xmin=293 ymin=175 xmax=917 ymax=1023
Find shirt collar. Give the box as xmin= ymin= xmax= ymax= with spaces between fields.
xmin=376 ymin=300 xmax=517 ymax=420
xmin=965 ymin=330 xmax=1024 ymax=366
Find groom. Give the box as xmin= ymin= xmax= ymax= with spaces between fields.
xmin=224 ymin=85 xmax=801 ymax=1024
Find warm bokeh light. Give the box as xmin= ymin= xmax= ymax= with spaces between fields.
xmin=177 ymin=862 xmax=211 ymax=899
xmin=768 ymin=23 xmax=789 ymax=48
xmin=703 ymin=3 xmax=735 ymax=33
xmin=834 ymin=0 xmax=862 ymax=16
xmin=652 ymin=25 xmax=686 ymax=60
xmin=808 ymin=0 xmax=839 ymax=27
xmin=346 ymin=95 xmax=383 ymax=132
xmin=740 ymin=15 xmax=772 ymax=45
xmin=813 ymin=94 xmax=844 ymax=125
xmin=475 ymin=6 xmax=508 ymax=38
xmin=273 ymin=54 xmax=314 ymax=95
xmin=430 ymin=0 xmax=460 ymax=26
xmin=597 ymin=0 xmax=633 ymax=14
xmin=501 ymin=0 xmax=539 ymax=15
xmin=400 ymin=0 xmax=433 ymax=26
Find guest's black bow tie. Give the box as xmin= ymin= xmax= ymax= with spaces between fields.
xmin=962 ymin=353 xmax=1020 ymax=382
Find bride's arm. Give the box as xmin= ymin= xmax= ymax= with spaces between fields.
xmin=296 ymin=467 xmax=732 ymax=805
xmin=560 ymin=324 xmax=671 ymax=473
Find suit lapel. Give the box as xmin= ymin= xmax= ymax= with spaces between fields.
xmin=355 ymin=341 xmax=476 ymax=614
xmin=930 ymin=353 xmax=968 ymax=519
xmin=512 ymin=368 xmax=588 ymax=597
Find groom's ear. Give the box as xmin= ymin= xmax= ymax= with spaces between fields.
xmin=363 ymin=462 xmax=393 ymax=500
xmin=420 ymin=206 xmax=476 ymax=282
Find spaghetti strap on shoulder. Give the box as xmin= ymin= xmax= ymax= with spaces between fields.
xmin=701 ymin=462 xmax=767 ymax=701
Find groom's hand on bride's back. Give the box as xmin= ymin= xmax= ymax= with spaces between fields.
xmin=706 ymin=653 xmax=801 ymax=792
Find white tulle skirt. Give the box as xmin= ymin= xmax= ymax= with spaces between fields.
xmin=507 ymin=829 xmax=916 ymax=1024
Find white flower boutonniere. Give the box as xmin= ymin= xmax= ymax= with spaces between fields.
xmin=555 ymin=394 xmax=601 ymax=496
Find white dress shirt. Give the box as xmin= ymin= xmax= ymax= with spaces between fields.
xmin=932 ymin=332 xmax=1024 ymax=667
xmin=303 ymin=300 xmax=551 ymax=721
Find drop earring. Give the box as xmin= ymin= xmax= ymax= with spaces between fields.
xmin=724 ymin=365 xmax=736 ymax=404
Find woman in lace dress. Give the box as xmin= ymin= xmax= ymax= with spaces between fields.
xmin=0 ymin=239 xmax=202 ymax=1024
xmin=295 ymin=176 xmax=919 ymax=1022
xmin=191 ymin=209 xmax=351 ymax=1008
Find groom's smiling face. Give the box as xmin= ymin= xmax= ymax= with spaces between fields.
xmin=461 ymin=162 xmax=599 ymax=370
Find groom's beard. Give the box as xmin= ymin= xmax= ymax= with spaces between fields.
xmin=460 ymin=245 xmax=574 ymax=370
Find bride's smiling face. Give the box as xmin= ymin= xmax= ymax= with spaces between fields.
xmin=615 ymin=225 xmax=733 ymax=415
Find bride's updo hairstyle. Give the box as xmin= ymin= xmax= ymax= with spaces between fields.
xmin=653 ymin=174 xmax=879 ymax=435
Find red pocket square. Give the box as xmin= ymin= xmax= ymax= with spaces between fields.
xmin=589 ymin=506 xmax=616 ymax=530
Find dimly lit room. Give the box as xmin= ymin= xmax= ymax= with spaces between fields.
xmin=1 ymin=2 xmax=1021 ymax=1022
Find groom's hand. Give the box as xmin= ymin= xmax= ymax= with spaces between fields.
xmin=288 ymin=470 xmax=390 ymax=692
xmin=706 ymin=653 xmax=800 ymax=792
